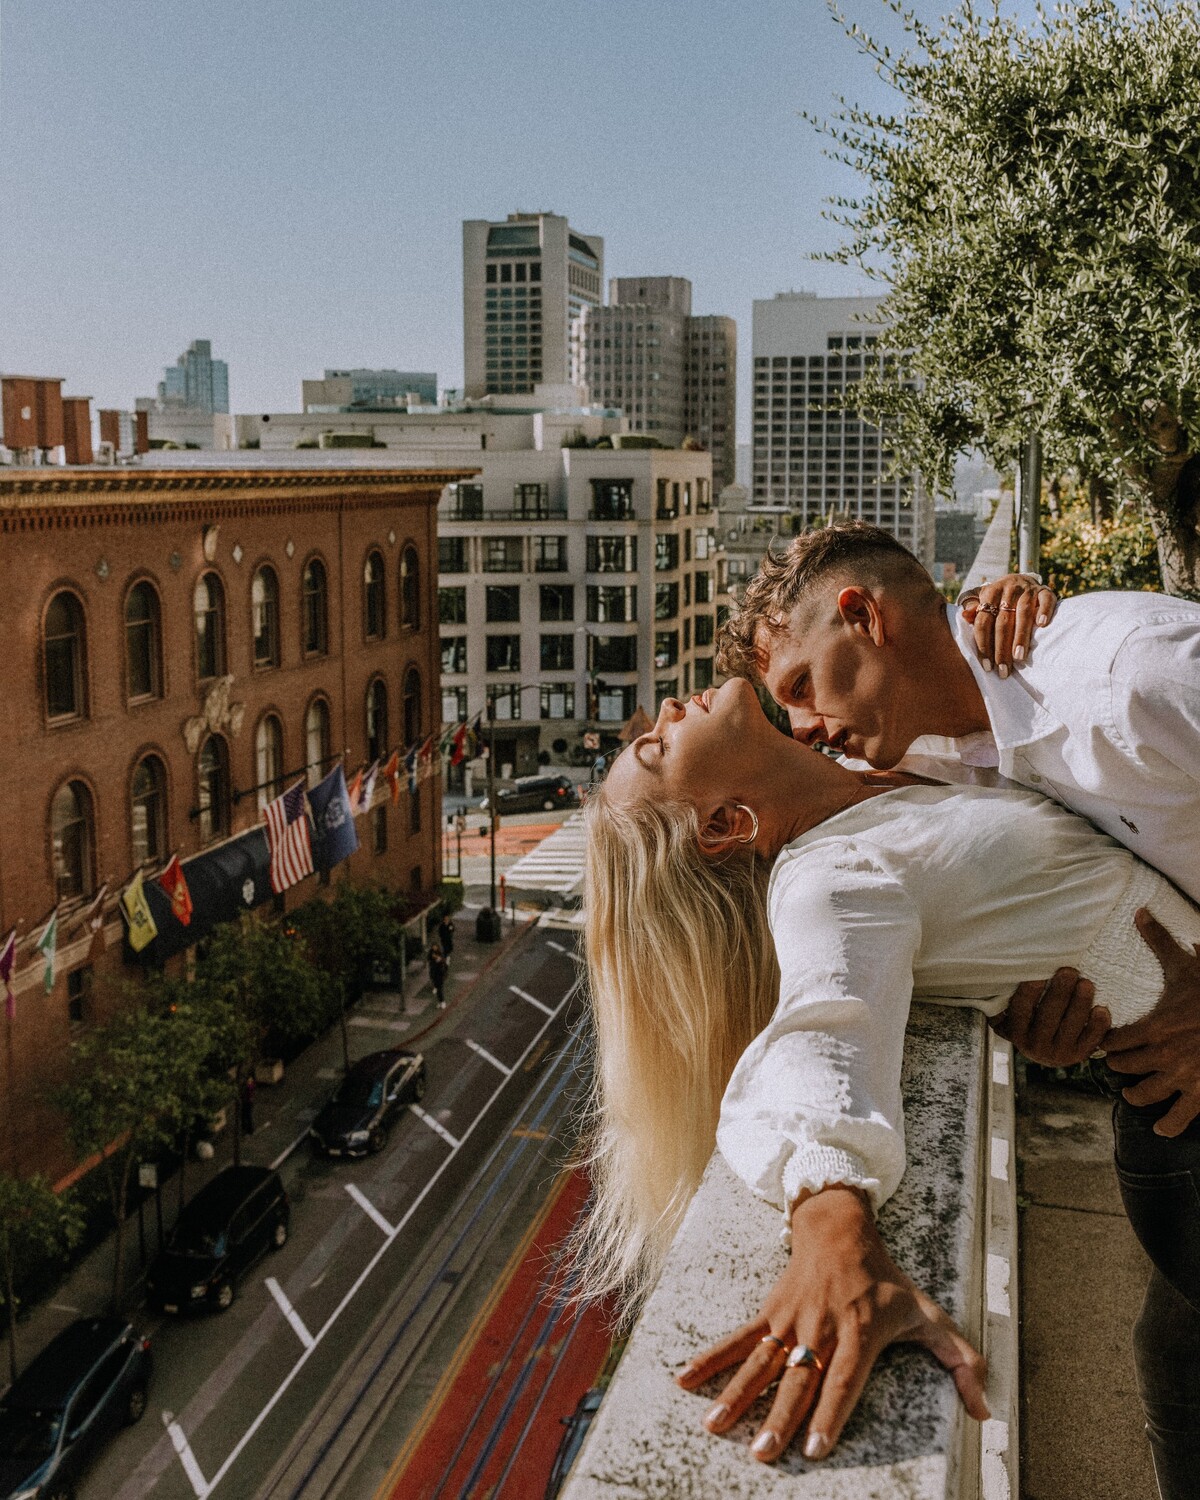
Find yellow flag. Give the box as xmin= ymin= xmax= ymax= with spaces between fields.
xmin=121 ymin=869 xmax=158 ymax=953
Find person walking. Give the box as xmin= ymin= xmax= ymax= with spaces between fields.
xmin=437 ymin=912 xmax=456 ymax=959
xmin=240 ymin=1074 xmax=256 ymax=1137
xmin=428 ymin=943 xmax=448 ymax=1010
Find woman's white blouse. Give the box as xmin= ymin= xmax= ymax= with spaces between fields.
xmin=716 ymin=783 xmax=1200 ymax=1221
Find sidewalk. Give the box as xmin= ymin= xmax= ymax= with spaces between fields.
xmin=5 ymin=897 xmax=539 ymax=1384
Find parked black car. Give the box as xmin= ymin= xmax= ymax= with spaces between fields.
xmin=310 ymin=1049 xmax=426 ymax=1157
xmin=147 ymin=1164 xmax=289 ymax=1315
xmin=0 ymin=1315 xmax=150 ymax=1500
xmin=480 ymin=775 xmax=577 ymax=815
xmin=544 ymin=1386 xmax=605 ymax=1498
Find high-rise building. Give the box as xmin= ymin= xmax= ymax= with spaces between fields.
xmin=302 ymin=369 xmax=438 ymax=411
xmin=751 ymin=293 xmax=933 ymax=566
xmin=156 ymin=339 xmax=230 ymax=415
xmin=576 ymin=277 xmax=737 ymax=489
xmin=462 ymin=213 xmax=604 ymax=398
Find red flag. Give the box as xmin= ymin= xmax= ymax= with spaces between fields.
xmin=157 ymin=855 xmax=193 ymax=927
xmin=383 ymin=750 xmax=401 ymax=806
xmin=449 ymin=722 xmax=468 ymax=766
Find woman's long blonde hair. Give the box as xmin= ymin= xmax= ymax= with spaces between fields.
xmin=569 ymin=782 xmax=780 ymax=1310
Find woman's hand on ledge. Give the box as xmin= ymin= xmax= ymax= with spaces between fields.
xmin=675 ymin=1183 xmax=989 ymax=1464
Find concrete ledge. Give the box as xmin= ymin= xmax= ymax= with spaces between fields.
xmin=563 ymin=1006 xmax=1018 ymax=1499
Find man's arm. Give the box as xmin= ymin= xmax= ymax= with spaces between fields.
xmin=990 ymin=968 xmax=1111 ymax=1067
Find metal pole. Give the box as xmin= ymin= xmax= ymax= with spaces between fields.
xmin=1018 ymin=432 xmax=1042 ymax=575
xmin=488 ymin=696 xmax=497 ymax=911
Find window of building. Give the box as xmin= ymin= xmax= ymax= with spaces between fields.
xmin=539 ymin=584 xmax=574 ymax=621
xmin=486 ymin=635 xmax=521 ymax=673
xmin=695 ymin=613 xmax=716 ymax=647
xmin=364 ymin=550 xmax=386 ymax=640
xmin=655 ymin=583 xmax=679 ymax=620
xmin=255 ymin=714 xmax=284 ymax=813
xmin=252 ymin=565 xmax=280 ymax=668
xmin=50 ymin=780 xmax=94 ymax=902
xmin=533 ymin=536 xmax=568 ymax=572
xmin=654 ymin=630 xmax=679 ymax=668
xmin=125 ymin=581 xmax=161 ymax=701
xmin=513 ymin=482 xmax=552 ymax=517
xmin=449 ymin=482 xmax=484 ymax=519
xmin=589 ymin=478 xmax=635 ymax=520
xmin=372 ymin=802 xmax=388 ymax=854
xmin=593 ymin=634 xmax=638 ymax=672
xmin=656 ymin=676 xmax=679 ymax=701
xmin=303 ymin=558 xmax=329 ymax=656
xmin=131 ymin=755 xmax=167 ymax=868
xmin=587 ymin=585 xmax=637 ymax=624
xmin=654 ymin=533 xmax=679 ymax=571
xmin=441 ymin=636 xmax=467 ymax=674
xmin=489 ymin=684 xmax=522 ymax=720
xmin=442 ymin=686 xmax=468 ymax=722
xmin=694 ymin=656 xmax=714 ymax=691
xmin=540 ymin=634 xmax=574 ymax=671
xmin=540 ymin=684 xmax=575 ymax=719
xmin=695 ymin=570 xmax=713 ymax=604
xmin=587 ymin=535 xmax=637 ymax=573
xmin=194 ymin=572 xmax=227 ymax=683
xmin=439 ymin=586 xmax=467 ymax=624
xmin=197 ymin=735 xmax=230 ymax=844
xmin=439 ymin=537 xmax=468 ymax=573
xmin=597 ymin=685 xmax=637 ymax=722
xmin=655 ymin=479 xmax=678 ymax=519
xmin=482 ymin=537 xmax=523 ymax=572
xmin=44 ymin=590 xmax=87 ymax=722
xmin=403 ymin=666 xmax=422 ymax=748
xmin=485 ymin=585 xmax=521 ymax=622
xmin=366 ymin=679 xmax=389 ymax=763
xmin=400 ymin=546 xmax=420 ymax=631
xmin=305 ymin=697 xmax=331 ymax=786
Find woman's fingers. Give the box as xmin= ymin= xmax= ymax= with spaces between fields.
xmin=703 ymin=1341 xmax=791 ymax=1432
xmin=750 ymin=1362 xmax=826 ymax=1463
xmin=1035 ymin=584 xmax=1057 ymax=627
xmin=676 ymin=1319 xmax=766 ymax=1388
xmin=800 ymin=1332 xmax=878 ymax=1459
xmin=917 ymin=1310 xmax=990 ymax=1421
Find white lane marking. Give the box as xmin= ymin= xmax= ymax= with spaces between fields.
xmin=545 ymin=939 xmax=571 ymax=954
xmin=990 ymin=1135 xmax=1010 ymax=1182
xmin=265 ymin=1277 xmax=314 ymax=1351
xmin=992 ymin=1047 xmax=1011 ymax=1086
xmin=411 ymin=1105 xmax=461 ymax=1148
xmin=987 ymin=1252 xmax=1012 ymax=1318
xmin=345 ymin=1182 xmax=396 ymax=1237
xmin=510 ymin=985 xmax=553 ymax=1016
xmin=270 ymin=1124 xmax=314 ymax=1172
xmin=466 ymin=1037 xmax=512 ymax=1076
xmin=163 ymin=1410 xmax=210 ymax=1498
xmin=191 ymin=978 xmax=580 ymax=1499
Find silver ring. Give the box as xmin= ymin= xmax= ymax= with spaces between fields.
xmin=759 ymin=1333 xmax=791 ymax=1355
xmin=785 ymin=1344 xmax=826 ymax=1373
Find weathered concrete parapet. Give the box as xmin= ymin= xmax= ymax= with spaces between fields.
xmin=563 ymin=1005 xmax=1019 ymax=1500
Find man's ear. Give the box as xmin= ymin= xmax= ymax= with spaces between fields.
xmin=836 ymin=585 xmax=886 ymax=646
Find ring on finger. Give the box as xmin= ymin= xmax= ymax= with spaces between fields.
xmin=998 ymin=603 xmax=1018 ymax=614
xmin=785 ymin=1344 xmax=826 ymax=1373
xmin=759 ymin=1333 xmax=792 ymax=1355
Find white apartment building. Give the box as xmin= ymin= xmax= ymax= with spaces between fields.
xmin=462 ymin=213 xmax=604 ymax=398
xmin=751 ymin=293 xmax=934 ymax=567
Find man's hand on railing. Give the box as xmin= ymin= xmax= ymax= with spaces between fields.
xmin=989 ymin=969 xmax=1111 ymax=1068
xmin=675 ymin=1184 xmax=988 ymax=1464
xmin=959 ymin=574 xmax=1057 ymax=675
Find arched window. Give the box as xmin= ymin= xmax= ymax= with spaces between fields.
xmin=50 ymin=780 xmax=94 ymax=901
xmin=131 ymin=755 xmax=167 ymax=867
xmin=400 ymin=545 xmax=420 ymax=632
xmin=305 ymin=697 xmax=331 ymax=787
xmin=366 ymin=679 xmax=388 ymax=764
xmin=194 ymin=572 xmax=226 ymax=681
xmin=402 ymin=666 xmax=422 ymax=749
xmin=44 ymin=591 xmax=87 ymax=721
xmin=255 ymin=714 xmax=284 ymax=812
xmin=252 ymin=565 xmax=280 ymax=669
xmin=364 ymin=550 xmax=386 ymax=640
xmin=125 ymin=581 xmax=161 ymax=701
xmin=302 ymin=557 xmax=329 ymax=656
xmin=197 ymin=735 xmax=230 ymax=843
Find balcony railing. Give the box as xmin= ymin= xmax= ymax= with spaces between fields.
xmin=444 ymin=502 xmax=568 ymax=522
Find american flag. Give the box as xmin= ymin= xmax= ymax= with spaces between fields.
xmin=264 ymin=781 xmax=314 ymax=893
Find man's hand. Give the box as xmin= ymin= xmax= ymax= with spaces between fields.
xmin=1102 ymin=908 xmax=1200 ymax=1137
xmin=675 ymin=1185 xmax=987 ymax=1464
xmin=990 ymin=968 xmax=1111 ymax=1067
xmin=959 ymin=574 xmax=1057 ymax=676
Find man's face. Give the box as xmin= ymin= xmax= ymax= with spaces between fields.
xmin=757 ymin=588 xmax=915 ymax=769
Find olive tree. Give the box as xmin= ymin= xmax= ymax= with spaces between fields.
xmin=819 ymin=0 xmax=1200 ymax=594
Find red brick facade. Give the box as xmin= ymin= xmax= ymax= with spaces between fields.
xmin=0 ymin=465 xmax=465 ymax=1179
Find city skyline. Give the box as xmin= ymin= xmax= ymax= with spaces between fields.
xmin=0 ymin=0 xmax=1041 ymax=440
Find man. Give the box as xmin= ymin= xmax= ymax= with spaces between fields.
xmin=713 ymin=522 xmax=1200 ymax=1495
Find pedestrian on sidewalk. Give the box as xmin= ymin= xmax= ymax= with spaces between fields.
xmin=240 ymin=1074 xmax=256 ymax=1136
xmin=428 ymin=943 xmax=448 ymax=1010
xmin=437 ymin=912 xmax=456 ymax=958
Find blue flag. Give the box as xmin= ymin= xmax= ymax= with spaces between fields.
xmin=310 ymin=764 xmax=360 ymax=871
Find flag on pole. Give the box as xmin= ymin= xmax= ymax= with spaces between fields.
xmin=35 ymin=908 xmax=59 ymax=995
xmin=157 ymin=856 xmax=193 ymax=927
xmin=346 ymin=765 xmax=364 ymax=814
xmin=404 ymin=743 xmax=419 ymax=795
xmin=358 ymin=759 xmax=380 ymax=815
xmin=0 ymin=930 xmax=15 ymax=1020
xmin=81 ymin=882 xmax=110 ymax=962
xmin=449 ymin=721 xmax=469 ymax=766
xmin=383 ymin=750 xmax=401 ymax=806
xmin=264 ymin=781 xmax=314 ymax=893
xmin=122 ymin=869 xmax=159 ymax=953
xmin=310 ymin=764 xmax=360 ymax=870
xmin=417 ymin=735 xmax=435 ymax=785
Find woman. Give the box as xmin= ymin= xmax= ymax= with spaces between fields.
xmin=577 ymin=678 xmax=1199 ymax=1464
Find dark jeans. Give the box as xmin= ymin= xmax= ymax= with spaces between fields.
xmin=1101 ymin=1062 xmax=1200 ymax=1499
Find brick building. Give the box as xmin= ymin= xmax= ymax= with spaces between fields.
xmin=0 ymin=465 xmax=463 ymax=1179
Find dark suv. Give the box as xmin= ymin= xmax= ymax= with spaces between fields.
xmin=0 ymin=1316 xmax=150 ymax=1500
xmin=147 ymin=1164 xmax=289 ymax=1314
xmin=481 ymin=775 xmax=577 ymax=815
xmin=310 ymin=1049 xmax=426 ymax=1157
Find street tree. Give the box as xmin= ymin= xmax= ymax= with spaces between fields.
xmin=0 ymin=1175 xmax=83 ymax=1383
xmin=819 ymin=0 xmax=1200 ymax=594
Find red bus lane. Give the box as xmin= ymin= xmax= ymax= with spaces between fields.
xmin=378 ymin=1167 xmax=615 ymax=1500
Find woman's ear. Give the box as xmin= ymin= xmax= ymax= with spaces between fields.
xmin=698 ymin=801 xmax=753 ymax=854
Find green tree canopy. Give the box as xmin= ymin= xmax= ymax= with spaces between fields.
xmin=821 ymin=0 xmax=1200 ymax=593
xmin=0 ymin=1175 xmax=83 ymax=1382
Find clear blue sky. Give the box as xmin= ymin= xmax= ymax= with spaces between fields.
xmin=0 ymin=0 xmax=1035 ymax=436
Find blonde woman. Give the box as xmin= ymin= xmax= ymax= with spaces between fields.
xmin=578 ymin=679 xmax=1200 ymax=1483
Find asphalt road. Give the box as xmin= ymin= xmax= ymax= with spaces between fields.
xmin=78 ymin=924 xmax=585 ymax=1500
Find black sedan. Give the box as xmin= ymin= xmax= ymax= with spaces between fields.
xmin=0 ymin=1316 xmax=150 ymax=1500
xmin=310 ymin=1049 xmax=426 ymax=1157
xmin=480 ymin=775 xmax=577 ymax=815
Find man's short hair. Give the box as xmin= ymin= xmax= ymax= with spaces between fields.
xmin=716 ymin=522 xmax=935 ymax=680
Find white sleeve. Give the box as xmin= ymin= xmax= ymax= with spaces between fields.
xmin=716 ymin=841 xmax=921 ymax=1225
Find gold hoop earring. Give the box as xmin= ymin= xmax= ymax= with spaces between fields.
xmin=734 ymin=804 xmax=760 ymax=845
